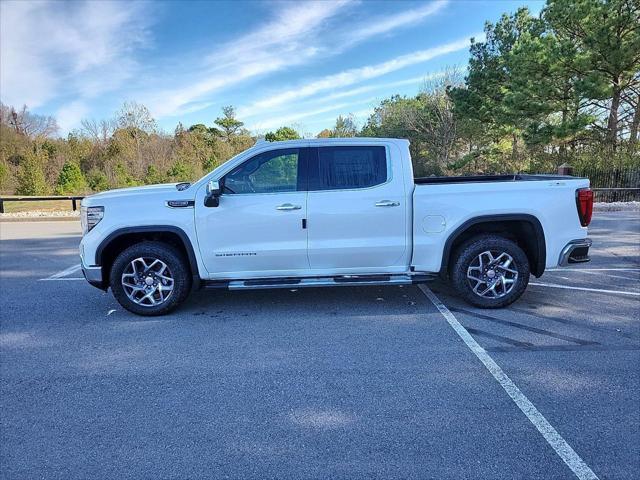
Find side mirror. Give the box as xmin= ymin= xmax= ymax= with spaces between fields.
xmin=207 ymin=180 xmax=221 ymax=196
xmin=205 ymin=180 xmax=222 ymax=207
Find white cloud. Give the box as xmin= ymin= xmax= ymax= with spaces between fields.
xmin=0 ymin=0 xmax=151 ymax=131
xmin=248 ymin=102 xmax=354 ymax=131
xmin=247 ymin=70 xmax=451 ymax=133
xmin=239 ymin=34 xmax=476 ymax=118
xmin=145 ymin=0 xmax=452 ymax=119
xmin=240 ymin=71 xmax=446 ymax=132
xmin=249 ymin=71 xmax=447 ymax=116
xmin=0 ymin=0 xmax=457 ymax=132
xmin=247 ymin=97 xmax=380 ymax=132
xmin=206 ymin=0 xmax=352 ymax=69
xmin=343 ymin=0 xmax=448 ymax=45
xmin=348 ymin=107 xmax=376 ymax=119
xmin=328 ymin=71 xmax=447 ymax=100
xmin=56 ymin=101 xmax=90 ymax=134
xmin=147 ymin=0 xmax=353 ymax=118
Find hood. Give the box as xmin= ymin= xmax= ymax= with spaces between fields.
xmin=82 ymin=183 xmax=193 ymax=206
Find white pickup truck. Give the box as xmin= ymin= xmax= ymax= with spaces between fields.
xmin=79 ymin=138 xmax=593 ymax=316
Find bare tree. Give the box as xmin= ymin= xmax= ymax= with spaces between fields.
xmin=0 ymin=103 xmax=58 ymax=138
xmin=402 ymin=68 xmax=464 ymax=167
xmin=331 ymin=114 xmax=358 ymax=137
xmin=81 ymin=118 xmax=115 ymax=144
xmin=116 ymin=101 xmax=157 ymax=133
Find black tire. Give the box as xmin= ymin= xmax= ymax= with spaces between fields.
xmin=450 ymin=234 xmax=530 ymax=308
xmin=110 ymin=241 xmax=192 ymax=316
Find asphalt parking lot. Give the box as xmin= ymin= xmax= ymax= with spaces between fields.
xmin=1 ymin=211 xmax=638 ymax=480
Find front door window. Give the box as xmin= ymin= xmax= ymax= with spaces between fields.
xmin=224 ymin=148 xmax=300 ymax=194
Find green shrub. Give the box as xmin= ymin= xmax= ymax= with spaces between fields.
xmin=166 ymin=160 xmax=195 ymax=181
xmin=0 ymin=160 xmax=10 ymax=192
xmin=112 ymin=163 xmax=138 ymax=188
xmin=144 ymin=165 xmax=166 ymax=184
xmin=55 ymin=161 xmax=87 ymax=195
xmin=86 ymin=170 xmax=109 ymax=192
xmin=265 ymin=127 xmax=300 ymax=142
xmin=16 ymin=151 xmax=49 ymax=195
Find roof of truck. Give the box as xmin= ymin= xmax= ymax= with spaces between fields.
xmin=254 ymin=137 xmax=410 ymax=147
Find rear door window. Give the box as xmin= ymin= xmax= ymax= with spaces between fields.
xmin=309 ymin=146 xmax=387 ymax=190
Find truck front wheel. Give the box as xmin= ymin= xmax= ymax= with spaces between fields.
xmin=110 ymin=241 xmax=192 ymax=316
xmin=450 ymin=235 xmax=530 ymax=308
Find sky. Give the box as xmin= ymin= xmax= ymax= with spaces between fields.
xmin=0 ymin=0 xmax=544 ymax=136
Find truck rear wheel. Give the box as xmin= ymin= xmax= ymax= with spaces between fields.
xmin=450 ymin=235 xmax=530 ymax=308
xmin=110 ymin=241 xmax=191 ymax=316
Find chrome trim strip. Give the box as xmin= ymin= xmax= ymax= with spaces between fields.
xmin=558 ymin=238 xmax=592 ymax=266
xmin=165 ymin=200 xmax=195 ymax=209
xmin=227 ymin=274 xmax=417 ymax=290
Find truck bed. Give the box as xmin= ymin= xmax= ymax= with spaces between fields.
xmin=410 ymin=174 xmax=590 ymax=274
xmin=414 ymin=174 xmax=583 ymax=185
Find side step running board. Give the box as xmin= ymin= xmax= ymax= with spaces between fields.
xmin=203 ymin=273 xmax=435 ymax=290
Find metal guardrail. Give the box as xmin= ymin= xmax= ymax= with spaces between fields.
xmin=0 ymin=185 xmax=637 ymax=215
xmin=0 ymin=196 xmax=85 ymax=214
xmin=591 ymin=188 xmax=640 ymax=202
xmin=570 ymin=166 xmax=640 ymax=202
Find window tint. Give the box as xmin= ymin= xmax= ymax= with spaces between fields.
xmin=314 ymin=146 xmax=386 ymax=190
xmin=224 ymin=149 xmax=299 ymax=194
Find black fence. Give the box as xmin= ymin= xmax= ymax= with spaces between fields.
xmin=1 ymin=168 xmax=639 ymax=211
xmin=0 ymin=196 xmax=85 ymax=214
xmin=573 ymin=167 xmax=640 ymax=202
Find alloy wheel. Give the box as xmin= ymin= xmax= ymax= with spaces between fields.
xmin=466 ymin=250 xmax=519 ymax=299
xmin=121 ymin=257 xmax=174 ymax=307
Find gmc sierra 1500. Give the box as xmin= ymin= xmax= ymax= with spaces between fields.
xmin=79 ymin=138 xmax=593 ymax=315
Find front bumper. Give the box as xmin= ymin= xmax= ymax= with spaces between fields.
xmin=82 ymin=264 xmax=106 ymax=290
xmin=558 ymin=238 xmax=592 ymax=266
xmin=80 ymin=238 xmax=106 ymax=290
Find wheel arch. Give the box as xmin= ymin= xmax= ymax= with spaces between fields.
xmin=95 ymin=226 xmax=200 ymax=288
xmin=440 ymin=214 xmax=546 ymax=278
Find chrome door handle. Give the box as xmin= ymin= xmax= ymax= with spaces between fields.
xmin=375 ymin=200 xmax=400 ymax=207
xmin=276 ymin=203 xmax=302 ymax=211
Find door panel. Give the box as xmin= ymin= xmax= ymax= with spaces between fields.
xmin=196 ymin=193 xmax=308 ymax=277
xmin=306 ymin=145 xmax=407 ymax=271
xmin=195 ymin=148 xmax=309 ymax=278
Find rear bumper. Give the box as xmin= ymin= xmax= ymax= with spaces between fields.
xmin=82 ymin=264 xmax=106 ymax=290
xmin=558 ymin=238 xmax=592 ymax=266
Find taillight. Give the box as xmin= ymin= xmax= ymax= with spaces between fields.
xmin=576 ymin=188 xmax=593 ymax=227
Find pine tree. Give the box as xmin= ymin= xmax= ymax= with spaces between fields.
xmin=55 ymin=161 xmax=87 ymax=194
xmin=265 ymin=126 xmax=301 ymax=142
xmin=16 ymin=149 xmax=49 ymax=195
xmin=86 ymin=170 xmax=109 ymax=192
xmin=0 ymin=160 xmax=9 ymax=192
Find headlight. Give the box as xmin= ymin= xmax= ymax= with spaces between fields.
xmin=81 ymin=206 xmax=104 ymax=234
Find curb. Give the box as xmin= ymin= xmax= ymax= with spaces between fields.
xmin=593 ymin=202 xmax=640 ymax=212
xmin=0 ymin=217 xmax=80 ymax=223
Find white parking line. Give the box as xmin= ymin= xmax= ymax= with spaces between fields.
xmin=553 ymin=269 xmax=637 ymax=281
xmin=419 ymin=285 xmax=599 ymax=480
xmin=529 ymin=282 xmax=640 ymax=297
xmin=39 ymin=277 xmax=84 ymax=281
xmin=546 ymin=268 xmax=639 ymax=272
xmin=39 ymin=264 xmax=81 ymax=281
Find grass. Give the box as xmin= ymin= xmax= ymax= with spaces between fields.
xmin=1 ymin=199 xmax=78 ymax=213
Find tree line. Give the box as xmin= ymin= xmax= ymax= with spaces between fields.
xmin=363 ymin=0 xmax=639 ymax=175
xmin=0 ymin=0 xmax=637 ymax=195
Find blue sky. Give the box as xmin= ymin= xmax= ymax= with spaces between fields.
xmin=0 ymin=0 xmax=544 ymax=136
